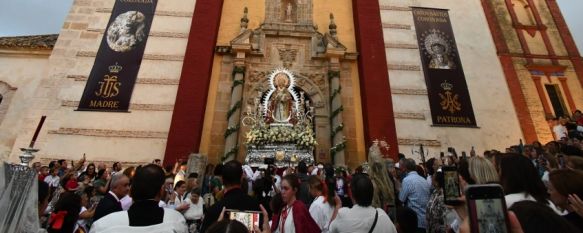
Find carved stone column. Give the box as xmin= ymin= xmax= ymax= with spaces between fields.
xmin=223 ymin=46 xmax=250 ymax=162
xmin=327 ymin=50 xmax=346 ymax=165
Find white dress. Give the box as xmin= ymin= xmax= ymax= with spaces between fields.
xmin=89 ymin=208 xmax=188 ymax=233
xmin=309 ymin=196 xmax=334 ymax=233
xmin=183 ymin=198 xmax=204 ymax=220
xmin=276 ymin=207 xmax=295 ymax=233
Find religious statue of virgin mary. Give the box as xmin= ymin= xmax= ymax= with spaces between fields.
xmin=267 ymin=72 xmax=295 ymax=123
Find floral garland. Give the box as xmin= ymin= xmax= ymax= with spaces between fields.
xmin=227 ymin=100 xmax=242 ymax=120
xmin=330 ymin=140 xmax=346 ymax=156
xmin=330 ymin=105 xmax=343 ymax=120
xmin=222 ymin=147 xmax=238 ymax=162
xmin=231 ymin=79 xmax=245 ymax=93
xmin=224 ymin=125 xmax=240 ymax=139
xmin=245 ymin=124 xmax=318 ymax=148
xmin=331 ymin=123 xmax=344 ymax=139
xmin=330 ymin=85 xmax=342 ymax=103
xmin=232 ymin=66 xmax=246 ymax=78
xmin=223 ymin=66 xmax=246 ymax=162
xmin=327 ymin=70 xmax=340 ymax=82
xmin=328 ymin=70 xmax=346 ymax=163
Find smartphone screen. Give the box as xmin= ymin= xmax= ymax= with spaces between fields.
xmin=442 ymin=167 xmax=461 ymax=205
xmin=466 ymin=184 xmax=510 ymax=233
xmin=226 ymin=209 xmax=260 ymax=230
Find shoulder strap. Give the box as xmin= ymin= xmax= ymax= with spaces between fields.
xmin=368 ymin=210 xmax=378 ymax=233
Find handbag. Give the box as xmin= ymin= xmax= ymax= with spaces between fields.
xmin=368 ymin=210 xmax=378 ymax=233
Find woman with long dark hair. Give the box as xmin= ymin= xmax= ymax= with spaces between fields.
xmin=271 ymin=174 xmax=320 ymax=233
xmin=78 ymin=163 xmax=96 ymax=183
xmin=548 ymin=169 xmax=583 ymax=232
xmin=426 ymin=171 xmax=446 ymax=233
xmin=499 ymin=154 xmax=561 ymax=214
xmin=253 ymin=174 xmax=274 ymax=219
xmin=308 ymin=175 xmax=339 ymax=233
xmin=47 ymin=192 xmax=81 ymax=233
xmin=169 ymin=180 xmax=190 ymax=213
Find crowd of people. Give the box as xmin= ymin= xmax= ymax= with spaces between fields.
xmin=30 ymin=111 xmax=583 ymax=233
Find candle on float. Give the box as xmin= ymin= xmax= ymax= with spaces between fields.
xmin=29 ymin=115 xmax=47 ymax=148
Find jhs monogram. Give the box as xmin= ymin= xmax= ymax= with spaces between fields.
xmin=95 ymin=75 xmax=122 ymax=98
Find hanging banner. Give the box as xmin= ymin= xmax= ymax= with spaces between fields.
xmin=78 ymin=0 xmax=158 ymax=111
xmin=412 ymin=7 xmax=477 ymax=127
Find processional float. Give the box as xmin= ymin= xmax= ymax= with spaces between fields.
xmin=243 ymin=68 xmax=317 ymax=167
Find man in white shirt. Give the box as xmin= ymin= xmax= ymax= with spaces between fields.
xmin=552 ymin=118 xmax=568 ymax=140
xmin=174 ymin=162 xmax=187 ymax=186
xmin=90 ymin=164 xmax=188 ymax=233
xmin=329 ymin=174 xmax=397 ymax=233
xmin=44 ymin=168 xmax=60 ymax=188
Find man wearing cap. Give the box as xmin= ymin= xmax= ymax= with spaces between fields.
xmin=93 ymin=173 xmax=130 ymax=222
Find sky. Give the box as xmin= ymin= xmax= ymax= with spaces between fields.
xmin=0 ymin=0 xmax=581 ymax=53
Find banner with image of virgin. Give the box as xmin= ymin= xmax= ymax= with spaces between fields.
xmin=412 ymin=7 xmax=477 ymax=127
xmin=78 ymin=0 xmax=158 ymax=112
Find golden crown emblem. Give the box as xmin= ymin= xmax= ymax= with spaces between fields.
xmin=441 ymin=80 xmax=453 ymax=91
xmin=108 ymin=62 xmax=123 ymax=73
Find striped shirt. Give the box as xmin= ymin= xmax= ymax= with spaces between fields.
xmin=399 ymin=171 xmax=431 ymax=229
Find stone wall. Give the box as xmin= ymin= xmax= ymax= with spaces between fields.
xmin=0 ymin=50 xmax=50 ymax=160
xmin=380 ymin=0 xmax=524 ymax=160
xmin=7 ymin=0 xmax=196 ymax=164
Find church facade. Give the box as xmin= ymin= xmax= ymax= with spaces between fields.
xmin=0 ymin=0 xmax=580 ymax=168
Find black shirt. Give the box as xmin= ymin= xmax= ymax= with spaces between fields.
xmin=199 ymin=187 xmax=260 ymax=233
xmin=93 ymin=193 xmax=122 ymax=222
xmin=564 ymin=212 xmax=583 ymax=233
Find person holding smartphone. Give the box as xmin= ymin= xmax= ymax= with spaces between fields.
xmin=426 ymin=170 xmax=447 ymax=233
xmin=200 ymin=161 xmax=260 ymax=233
xmin=329 ymin=174 xmax=397 ymax=233
xmin=77 ymin=188 xmax=97 ymax=232
xmin=447 ymin=157 xmax=499 ymax=232
xmin=464 ymin=184 xmax=512 ymax=233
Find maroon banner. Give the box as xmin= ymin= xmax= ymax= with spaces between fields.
xmin=78 ymin=0 xmax=158 ymax=111
xmin=412 ymin=7 xmax=477 ymax=127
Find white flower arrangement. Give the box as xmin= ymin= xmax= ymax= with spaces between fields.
xmin=245 ymin=124 xmax=317 ymax=148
